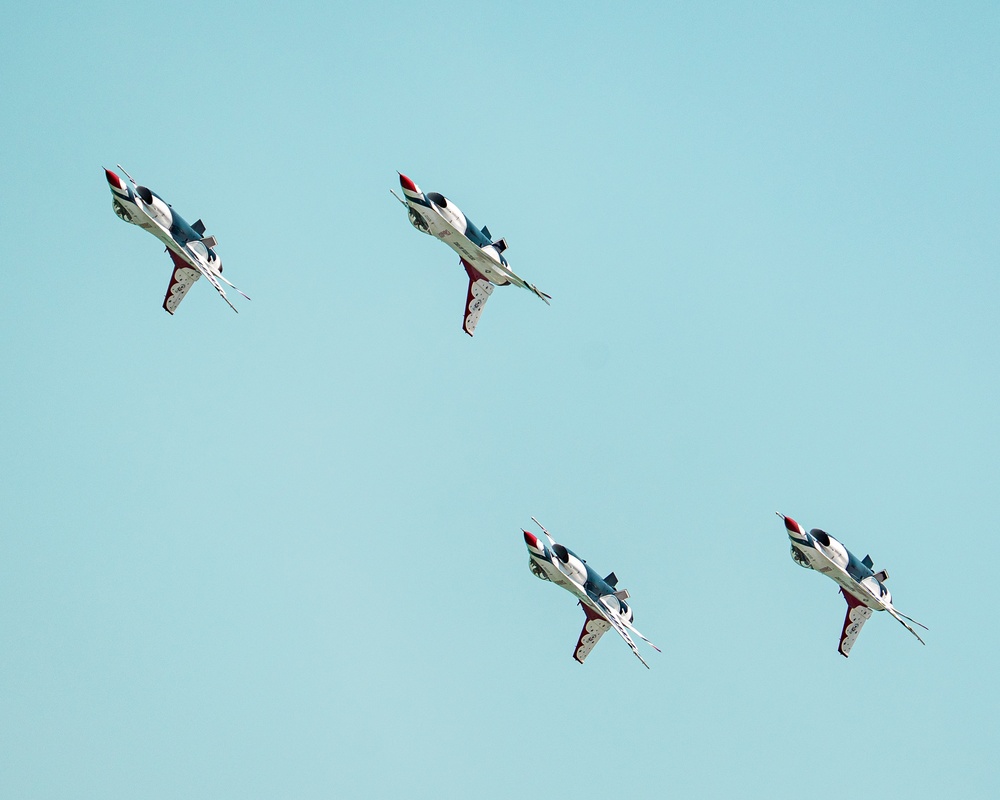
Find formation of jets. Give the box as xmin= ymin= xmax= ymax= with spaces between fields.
xmin=104 ymin=166 xmax=928 ymax=666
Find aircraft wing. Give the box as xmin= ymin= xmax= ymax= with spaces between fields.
xmin=451 ymin=231 xmax=551 ymax=306
xmin=494 ymin=264 xmax=552 ymax=306
xmin=573 ymin=602 xmax=612 ymax=664
xmin=461 ymin=260 xmax=494 ymax=336
xmin=579 ymin=594 xmax=650 ymax=668
xmin=163 ymin=248 xmax=202 ymax=314
xmin=838 ymin=588 xmax=873 ymax=658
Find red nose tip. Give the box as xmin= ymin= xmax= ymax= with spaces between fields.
xmin=523 ymin=530 xmax=539 ymax=548
xmin=398 ymin=172 xmax=417 ymax=192
xmin=782 ymin=515 xmax=803 ymax=534
xmin=104 ymin=168 xmax=123 ymax=190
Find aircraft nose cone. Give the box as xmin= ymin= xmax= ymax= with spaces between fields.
xmin=104 ymin=168 xmax=123 ymax=190
xmin=780 ymin=514 xmax=805 ymax=536
xmin=398 ymin=173 xmax=417 ymax=192
xmin=523 ymin=530 xmax=540 ymax=549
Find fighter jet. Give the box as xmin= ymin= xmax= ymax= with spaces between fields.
xmin=105 ymin=166 xmax=249 ymax=314
xmin=778 ymin=514 xmax=927 ymax=657
xmin=392 ymin=173 xmax=550 ymax=336
xmin=523 ymin=518 xmax=660 ymax=668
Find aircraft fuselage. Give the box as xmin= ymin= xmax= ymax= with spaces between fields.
xmin=398 ymin=175 xmax=513 ymax=285
xmin=785 ymin=522 xmax=891 ymax=612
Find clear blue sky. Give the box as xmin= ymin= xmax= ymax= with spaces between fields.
xmin=2 ymin=2 xmax=997 ymax=797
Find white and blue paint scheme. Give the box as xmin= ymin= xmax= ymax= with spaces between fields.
xmin=523 ymin=518 xmax=660 ymax=668
xmin=779 ymin=514 xmax=927 ymax=657
xmin=105 ymin=166 xmax=249 ymax=314
xmin=393 ymin=173 xmax=550 ymax=336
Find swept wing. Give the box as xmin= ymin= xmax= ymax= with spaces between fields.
xmin=461 ymin=260 xmax=494 ymax=336
xmin=838 ymin=589 xmax=874 ymax=658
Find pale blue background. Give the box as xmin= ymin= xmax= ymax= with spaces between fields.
xmin=1 ymin=2 xmax=997 ymax=797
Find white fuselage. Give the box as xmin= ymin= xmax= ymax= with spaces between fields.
xmin=528 ymin=549 xmax=582 ymax=594
xmin=788 ymin=528 xmax=890 ymax=612
xmin=421 ymin=204 xmax=510 ymax=283
xmin=111 ymin=186 xmax=220 ymax=275
xmin=400 ymin=178 xmax=514 ymax=286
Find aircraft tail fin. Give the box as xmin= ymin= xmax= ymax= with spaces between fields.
xmin=192 ymin=219 xmax=206 ymax=236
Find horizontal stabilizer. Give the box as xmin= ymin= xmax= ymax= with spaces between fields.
xmin=604 ymin=572 xmax=618 ymax=588
xmin=862 ymin=554 xmax=874 ymax=569
xmin=614 ymin=589 xmax=630 ymax=601
xmin=201 ymin=235 xmax=218 ymax=249
xmin=192 ymin=219 xmax=206 ymax=236
xmin=874 ymin=569 xmax=889 ymax=582
xmin=493 ymin=237 xmax=508 ymax=253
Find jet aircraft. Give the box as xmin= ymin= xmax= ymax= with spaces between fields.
xmin=523 ymin=518 xmax=659 ymax=668
xmin=105 ymin=166 xmax=249 ymax=314
xmin=778 ymin=513 xmax=927 ymax=657
xmin=392 ymin=173 xmax=550 ymax=336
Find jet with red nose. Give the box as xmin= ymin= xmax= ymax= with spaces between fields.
xmin=778 ymin=513 xmax=927 ymax=657
xmin=393 ymin=172 xmax=550 ymax=336
xmin=523 ymin=519 xmax=659 ymax=668
xmin=105 ymin=165 xmax=249 ymax=314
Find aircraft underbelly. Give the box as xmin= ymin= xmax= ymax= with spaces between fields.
xmin=812 ymin=554 xmax=884 ymax=610
xmin=534 ymin=558 xmax=583 ymax=594
xmin=417 ymin=206 xmax=510 ymax=286
xmin=446 ymin=236 xmax=508 ymax=284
